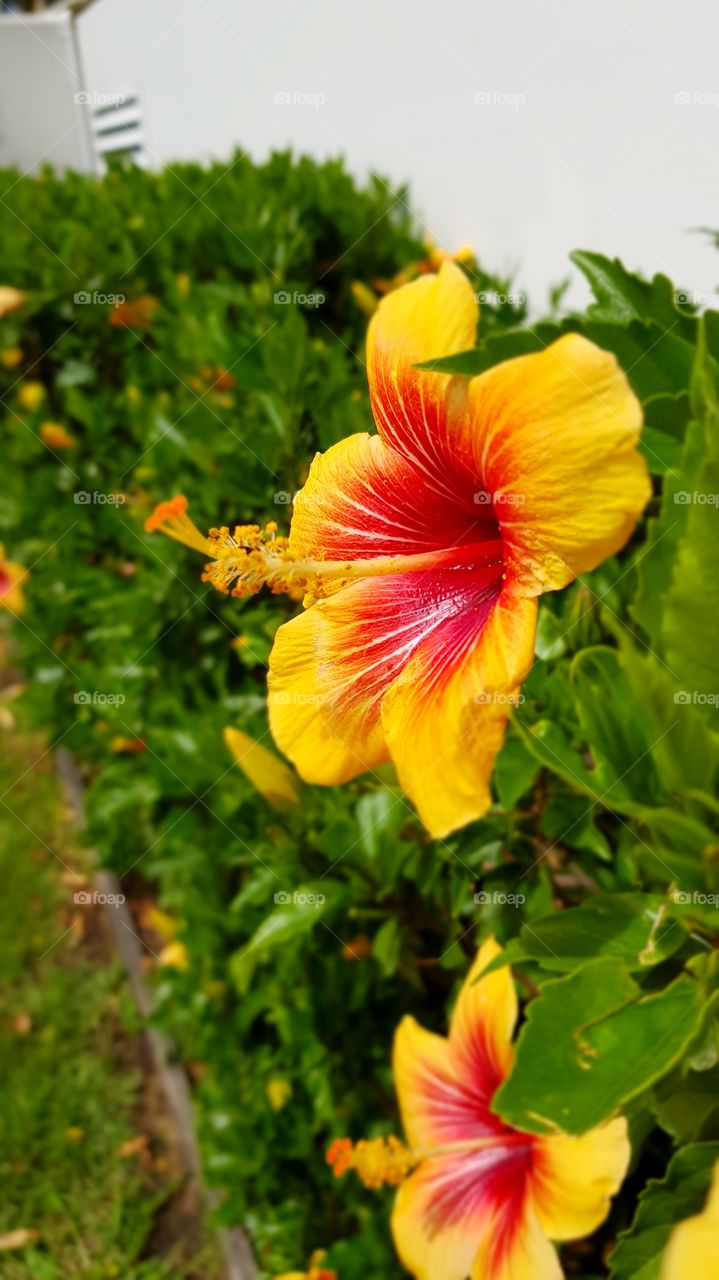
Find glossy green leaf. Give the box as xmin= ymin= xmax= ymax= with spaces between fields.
xmin=483 ymin=895 xmax=686 ymax=975
xmin=609 ymin=1143 xmax=719 ymax=1280
xmin=494 ymin=961 xmax=706 ymax=1133
xmin=571 ymin=251 xmax=695 ymax=335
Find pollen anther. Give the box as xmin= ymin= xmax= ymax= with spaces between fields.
xmin=145 ymin=496 xmax=504 ymax=605
xmin=326 ymin=1135 xmax=416 ymax=1188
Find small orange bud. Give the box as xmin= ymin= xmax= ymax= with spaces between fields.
xmin=342 ymin=934 xmax=371 ymax=961
xmin=0 ymin=286 xmax=25 ymax=317
xmin=326 ymin=1137 xmax=353 ymax=1177
xmin=119 ymin=1134 xmax=149 ymax=1160
xmin=40 ymin=422 xmax=75 ymax=450
xmin=110 ymin=295 xmax=159 ymax=330
xmin=110 ymin=735 xmax=147 ymax=754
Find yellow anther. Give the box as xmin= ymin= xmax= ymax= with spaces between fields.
xmin=201 ymin=523 xmax=308 ymax=601
xmin=146 ymin=496 xmax=504 ymax=606
xmin=326 ymin=1135 xmax=416 ymax=1189
xmin=144 ymin=496 xmax=213 ymax=555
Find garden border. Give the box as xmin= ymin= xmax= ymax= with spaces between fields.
xmin=55 ymin=747 xmax=258 ymax=1280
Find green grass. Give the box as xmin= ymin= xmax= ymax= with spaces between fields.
xmin=0 ymin=714 xmax=221 ymax=1279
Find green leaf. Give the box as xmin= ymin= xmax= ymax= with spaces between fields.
xmin=372 ymin=917 xmax=402 ymax=977
xmin=609 ymin=1143 xmax=719 ymax=1280
xmin=643 ymin=390 xmax=691 ymax=441
xmin=483 ymin=895 xmax=686 ymax=975
xmin=617 ymin=641 xmax=718 ymax=800
xmin=414 ymin=323 xmax=568 ymax=377
xmin=514 ymin=716 xmax=607 ymax=803
xmin=661 ymin=328 xmax=719 ymax=714
xmin=541 ymin=792 xmax=612 ymax=859
xmin=494 ymin=960 xmax=706 ymax=1133
xmin=583 ymin=319 xmax=694 ymax=401
xmin=654 ymin=1066 xmax=719 ymax=1142
xmin=515 ymin=647 xmax=671 ymax=821
xmin=229 ymin=880 xmax=346 ymax=993
xmin=493 ymin=737 xmax=538 ymax=809
xmin=533 ymin=605 xmax=569 ymax=661
xmin=569 ymin=647 xmax=663 ymax=808
xmin=663 ymin=463 xmax=719 ymax=710
xmin=355 ymin=788 xmax=404 ymax=858
xmin=571 ymin=251 xmax=694 ymax=335
xmin=638 ymin=425 xmax=683 ymax=475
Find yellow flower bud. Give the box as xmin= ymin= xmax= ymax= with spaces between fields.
xmin=266 ymin=1078 xmax=293 ymax=1111
xmin=18 ymin=381 xmax=45 ymax=412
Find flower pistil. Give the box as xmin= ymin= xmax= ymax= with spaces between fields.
xmin=146 ymin=495 xmax=504 ymax=606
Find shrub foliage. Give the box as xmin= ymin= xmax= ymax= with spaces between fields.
xmin=1 ymin=152 xmax=718 ymax=1277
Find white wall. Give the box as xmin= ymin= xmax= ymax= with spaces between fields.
xmin=13 ymin=0 xmax=719 ymax=309
xmin=0 ymin=11 xmax=94 ymax=174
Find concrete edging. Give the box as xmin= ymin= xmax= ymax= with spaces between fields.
xmin=55 ymin=746 xmax=258 ymax=1280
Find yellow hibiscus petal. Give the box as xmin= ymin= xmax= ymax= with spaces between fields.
xmin=224 ymin=726 xmax=301 ymax=810
xmin=660 ymin=1161 xmax=719 ymax=1280
xmin=268 ymin=562 xmax=508 ymax=790
xmin=392 ymin=1157 xmax=556 ymax=1280
xmin=391 ymin=1152 xmax=500 ymax=1280
xmin=470 ymin=1207 xmax=562 ymax=1280
xmin=393 ymin=1014 xmax=463 ymax=1149
xmin=288 ymin=431 xmax=485 ymax=563
xmin=367 ymin=260 xmax=479 ymax=499
xmin=532 ymin=1117 xmax=631 ymax=1241
xmin=381 ymin=589 xmax=537 ymax=838
xmin=267 ymin=596 xmax=390 ymax=785
xmin=449 ymin=937 xmax=518 ymax=1085
xmin=467 ymin=333 xmax=650 ymax=594
xmin=393 ymin=943 xmax=520 ymax=1152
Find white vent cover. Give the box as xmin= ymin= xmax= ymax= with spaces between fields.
xmin=87 ymin=86 xmax=147 ymax=171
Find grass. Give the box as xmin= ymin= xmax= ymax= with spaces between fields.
xmin=0 ymin=703 xmax=222 ymax=1279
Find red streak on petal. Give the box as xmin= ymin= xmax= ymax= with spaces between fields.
xmin=329 ymin=563 xmax=503 ymax=722
xmin=421 ymin=1142 xmax=534 ymax=1240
